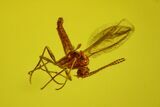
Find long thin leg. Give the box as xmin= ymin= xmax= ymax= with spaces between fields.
xmin=40 ymin=68 xmax=67 ymax=79
xmin=33 ymin=61 xmax=49 ymax=71
xmin=43 ymin=46 xmax=56 ymax=64
xmin=28 ymin=46 xmax=57 ymax=84
xmin=56 ymin=79 xmax=67 ymax=90
xmin=87 ymin=58 xmax=125 ymax=77
xmin=40 ymin=56 xmax=55 ymax=64
xmin=41 ymin=58 xmax=77 ymax=90
xmin=56 ymin=58 xmax=76 ymax=90
xmin=41 ymin=60 xmax=63 ymax=85
xmin=40 ymin=56 xmax=68 ymax=84
xmin=41 ymin=70 xmax=68 ymax=90
xmin=65 ymin=58 xmax=77 ymax=80
xmin=41 ymin=68 xmax=67 ymax=90
xmin=32 ymin=56 xmax=55 ymax=72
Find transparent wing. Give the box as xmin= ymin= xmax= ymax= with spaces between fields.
xmin=83 ymin=19 xmax=134 ymax=57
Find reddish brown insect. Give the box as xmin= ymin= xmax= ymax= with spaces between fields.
xmin=28 ymin=17 xmax=134 ymax=90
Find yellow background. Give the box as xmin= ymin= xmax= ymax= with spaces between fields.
xmin=0 ymin=0 xmax=160 ymax=107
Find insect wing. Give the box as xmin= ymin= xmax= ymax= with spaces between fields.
xmin=83 ymin=19 xmax=134 ymax=57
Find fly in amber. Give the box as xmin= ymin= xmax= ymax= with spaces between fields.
xmin=28 ymin=17 xmax=134 ymax=90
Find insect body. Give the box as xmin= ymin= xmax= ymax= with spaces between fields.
xmin=28 ymin=17 xmax=134 ymax=90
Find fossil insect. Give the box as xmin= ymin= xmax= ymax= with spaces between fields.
xmin=28 ymin=17 xmax=134 ymax=90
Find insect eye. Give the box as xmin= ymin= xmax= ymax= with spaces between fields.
xmin=80 ymin=56 xmax=83 ymax=60
xmin=79 ymin=55 xmax=85 ymax=61
xmin=77 ymin=67 xmax=89 ymax=78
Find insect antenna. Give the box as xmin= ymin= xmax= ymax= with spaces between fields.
xmin=88 ymin=58 xmax=125 ymax=77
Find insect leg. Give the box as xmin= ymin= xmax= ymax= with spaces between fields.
xmin=42 ymin=68 xmax=68 ymax=90
xmin=40 ymin=68 xmax=67 ymax=79
xmin=65 ymin=58 xmax=77 ymax=80
xmin=41 ymin=59 xmax=63 ymax=85
xmin=55 ymin=58 xmax=77 ymax=90
xmin=55 ymin=78 xmax=68 ymax=90
xmin=87 ymin=58 xmax=125 ymax=77
xmin=28 ymin=46 xmax=57 ymax=84
xmin=41 ymin=68 xmax=67 ymax=90
xmin=40 ymin=58 xmax=77 ymax=90
xmin=43 ymin=46 xmax=56 ymax=64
